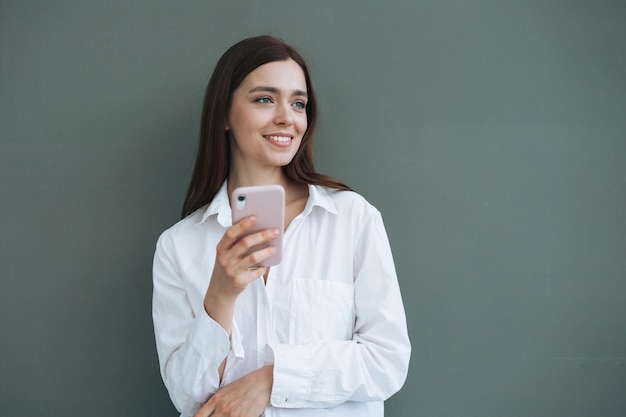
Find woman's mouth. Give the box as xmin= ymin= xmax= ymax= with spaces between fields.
xmin=264 ymin=135 xmax=292 ymax=144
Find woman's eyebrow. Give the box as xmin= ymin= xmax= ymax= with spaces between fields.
xmin=248 ymin=86 xmax=308 ymax=98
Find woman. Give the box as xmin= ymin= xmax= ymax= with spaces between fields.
xmin=152 ymin=35 xmax=411 ymax=417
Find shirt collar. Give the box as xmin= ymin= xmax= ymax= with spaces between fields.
xmin=303 ymin=183 xmax=338 ymax=216
xmin=199 ymin=181 xmax=231 ymax=226
xmin=197 ymin=181 xmax=338 ymax=226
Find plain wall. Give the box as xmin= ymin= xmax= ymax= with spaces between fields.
xmin=1 ymin=1 xmax=625 ymax=416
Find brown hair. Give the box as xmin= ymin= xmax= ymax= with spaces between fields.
xmin=181 ymin=35 xmax=351 ymax=219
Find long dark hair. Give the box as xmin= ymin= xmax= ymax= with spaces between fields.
xmin=181 ymin=35 xmax=351 ymax=219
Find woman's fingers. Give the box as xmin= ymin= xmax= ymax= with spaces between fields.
xmin=194 ymin=367 xmax=273 ymax=417
xmin=218 ymin=215 xmax=258 ymax=250
xmin=236 ymin=228 xmax=279 ymax=259
xmin=211 ymin=217 xmax=279 ymax=296
xmin=218 ymin=217 xmax=279 ymax=266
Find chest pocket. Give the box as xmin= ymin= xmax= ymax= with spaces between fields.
xmin=289 ymin=279 xmax=355 ymax=344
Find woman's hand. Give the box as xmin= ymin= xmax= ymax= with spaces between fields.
xmin=193 ymin=366 xmax=274 ymax=417
xmin=204 ymin=216 xmax=278 ymax=334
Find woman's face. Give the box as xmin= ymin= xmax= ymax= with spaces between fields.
xmin=226 ymin=59 xmax=308 ymax=172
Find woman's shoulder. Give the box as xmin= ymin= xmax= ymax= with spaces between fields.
xmin=157 ymin=205 xmax=209 ymax=243
xmin=317 ymin=186 xmax=381 ymax=218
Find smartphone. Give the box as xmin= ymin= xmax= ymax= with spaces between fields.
xmin=231 ymin=185 xmax=285 ymax=267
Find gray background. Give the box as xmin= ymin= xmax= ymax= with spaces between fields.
xmin=1 ymin=1 xmax=625 ymax=416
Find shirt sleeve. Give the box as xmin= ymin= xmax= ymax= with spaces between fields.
xmin=267 ymin=209 xmax=411 ymax=408
xmin=152 ymin=231 xmax=244 ymax=416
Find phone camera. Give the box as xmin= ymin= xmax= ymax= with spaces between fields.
xmin=236 ymin=194 xmax=247 ymax=209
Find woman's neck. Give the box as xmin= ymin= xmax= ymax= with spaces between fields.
xmin=227 ymin=167 xmax=288 ymax=194
xmin=227 ymin=166 xmax=309 ymax=209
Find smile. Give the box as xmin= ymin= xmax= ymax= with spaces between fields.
xmin=264 ymin=135 xmax=292 ymax=143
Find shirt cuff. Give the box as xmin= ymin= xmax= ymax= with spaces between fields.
xmin=222 ymin=320 xmax=245 ymax=381
xmin=267 ymin=343 xmax=314 ymax=408
xmin=188 ymin=311 xmax=231 ymax=363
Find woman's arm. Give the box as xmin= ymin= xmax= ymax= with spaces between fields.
xmin=152 ymin=231 xmax=229 ymax=415
xmin=193 ymin=366 xmax=274 ymax=417
xmin=153 ymin=216 xmax=280 ymax=415
xmin=268 ymin=210 xmax=411 ymax=408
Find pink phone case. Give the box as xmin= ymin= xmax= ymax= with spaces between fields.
xmin=231 ymin=185 xmax=285 ymax=267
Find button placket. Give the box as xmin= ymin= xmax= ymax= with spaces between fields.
xmin=257 ymin=277 xmax=272 ymax=368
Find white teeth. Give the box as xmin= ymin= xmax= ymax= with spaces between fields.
xmin=265 ymin=135 xmax=291 ymax=143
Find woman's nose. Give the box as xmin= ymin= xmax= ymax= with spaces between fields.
xmin=274 ymin=101 xmax=293 ymax=125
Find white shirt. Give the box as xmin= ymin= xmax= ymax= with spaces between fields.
xmin=152 ymin=182 xmax=411 ymax=417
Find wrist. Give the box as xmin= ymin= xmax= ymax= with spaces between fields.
xmin=204 ymin=292 xmax=236 ymax=335
xmin=259 ymin=365 xmax=274 ymax=392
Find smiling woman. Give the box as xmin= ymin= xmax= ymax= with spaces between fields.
xmin=227 ymin=59 xmax=308 ymax=176
xmin=180 ymin=36 xmax=351 ymax=219
xmin=152 ymin=35 xmax=411 ymax=417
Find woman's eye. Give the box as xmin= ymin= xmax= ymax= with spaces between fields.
xmin=293 ymin=101 xmax=306 ymax=109
xmin=256 ymin=97 xmax=272 ymax=104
